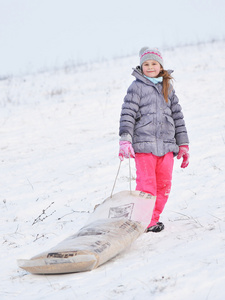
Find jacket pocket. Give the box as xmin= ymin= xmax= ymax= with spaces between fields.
xmin=165 ymin=115 xmax=175 ymax=127
xmin=134 ymin=114 xmax=154 ymax=130
xmin=162 ymin=115 xmax=175 ymax=139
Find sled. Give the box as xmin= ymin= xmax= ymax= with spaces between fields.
xmin=17 ymin=190 xmax=155 ymax=274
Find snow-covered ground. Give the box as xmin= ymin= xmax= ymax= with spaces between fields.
xmin=1 ymin=40 xmax=225 ymax=300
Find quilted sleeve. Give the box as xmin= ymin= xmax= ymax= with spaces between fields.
xmin=170 ymin=89 xmax=189 ymax=145
xmin=119 ymin=81 xmax=141 ymax=138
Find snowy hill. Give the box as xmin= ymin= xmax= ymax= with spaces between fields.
xmin=1 ymin=40 xmax=225 ymax=300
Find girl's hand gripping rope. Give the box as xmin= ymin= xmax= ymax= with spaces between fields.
xmin=177 ymin=145 xmax=189 ymax=168
xmin=119 ymin=141 xmax=135 ymax=161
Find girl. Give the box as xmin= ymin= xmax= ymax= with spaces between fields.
xmin=119 ymin=47 xmax=189 ymax=233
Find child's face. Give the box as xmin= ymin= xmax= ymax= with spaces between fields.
xmin=142 ymin=60 xmax=162 ymax=78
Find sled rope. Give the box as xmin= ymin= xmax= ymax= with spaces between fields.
xmin=110 ymin=156 xmax=132 ymax=198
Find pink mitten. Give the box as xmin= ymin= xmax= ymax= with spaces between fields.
xmin=119 ymin=141 xmax=135 ymax=161
xmin=177 ymin=145 xmax=189 ymax=168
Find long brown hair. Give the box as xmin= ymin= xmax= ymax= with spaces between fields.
xmin=158 ymin=69 xmax=173 ymax=103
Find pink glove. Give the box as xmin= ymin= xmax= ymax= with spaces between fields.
xmin=119 ymin=141 xmax=135 ymax=161
xmin=177 ymin=145 xmax=189 ymax=168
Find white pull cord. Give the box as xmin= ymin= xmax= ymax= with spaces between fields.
xmin=110 ymin=160 xmax=122 ymax=198
xmin=110 ymin=155 xmax=132 ymax=198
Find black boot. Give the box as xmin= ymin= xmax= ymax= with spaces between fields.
xmin=146 ymin=222 xmax=165 ymax=233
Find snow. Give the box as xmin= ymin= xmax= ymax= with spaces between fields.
xmin=1 ymin=40 xmax=225 ymax=300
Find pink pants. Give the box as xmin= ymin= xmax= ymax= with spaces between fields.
xmin=135 ymin=152 xmax=174 ymax=227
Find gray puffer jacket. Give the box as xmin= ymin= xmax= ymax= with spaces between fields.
xmin=119 ymin=67 xmax=189 ymax=156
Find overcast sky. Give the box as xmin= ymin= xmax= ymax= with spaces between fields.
xmin=0 ymin=0 xmax=224 ymax=76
